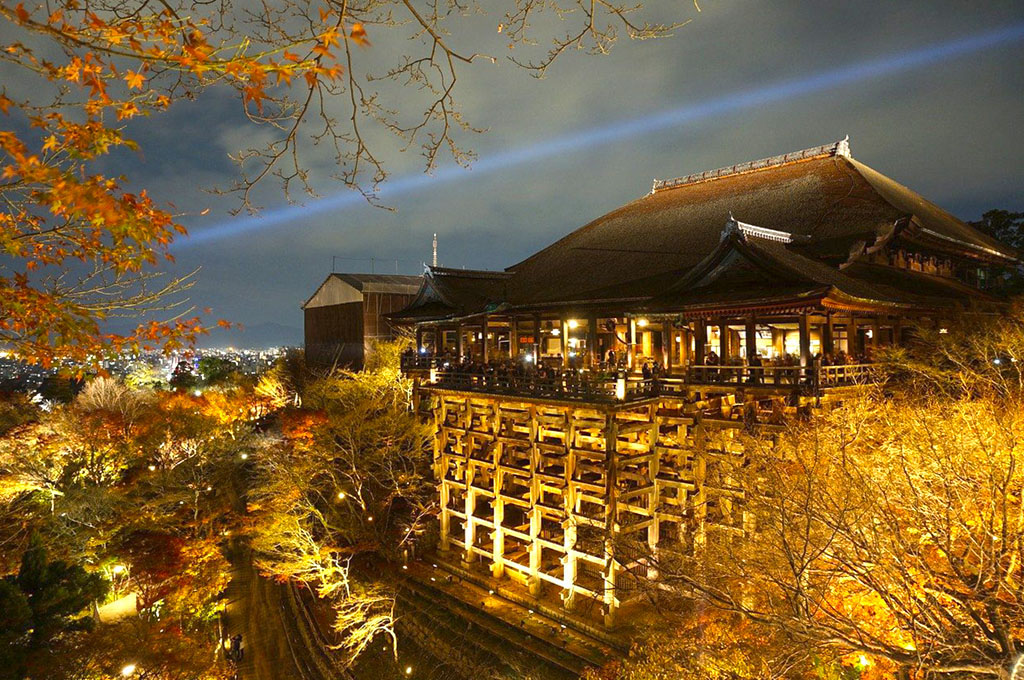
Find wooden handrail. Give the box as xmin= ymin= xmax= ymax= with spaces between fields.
xmin=406 ymin=362 xmax=877 ymax=401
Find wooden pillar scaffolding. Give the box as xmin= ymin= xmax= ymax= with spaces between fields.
xmin=510 ymin=316 xmax=519 ymax=359
xmin=798 ymin=312 xmax=811 ymax=368
xmin=627 ymin=319 xmax=636 ymax=371
xmin=661 ymin=323 xmax=673 ymax=373
xmin=823 ymin=312 xmax=834 ymax=356
xmin=602 ymin=411 xmax=619 ymax=627
xmin=482 ymin=315 xmax=490 ymax=363
xmin=560 ymin=319 xmax=569 ymax=367
xmin=744 ymin=315 xmax=757 ymax=361
xmin=588 ymin=315 xmax=599 ymax=368
xmin=533 ymin=313 xmax=542 ymax=362
xmin=695 ymin=321 xmax=707 ymax=364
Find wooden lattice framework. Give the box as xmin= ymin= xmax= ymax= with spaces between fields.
xmin=424 ymin=387 xmax=768 ymax=626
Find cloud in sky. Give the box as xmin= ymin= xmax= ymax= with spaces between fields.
xmin=181 ymin=20 xmax=1024 ymax=248
xmin=39 ymin=0 xmax=1024 ymax=338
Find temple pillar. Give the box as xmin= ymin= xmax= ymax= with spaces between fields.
xmin=533 ymin=313 xmax=542 ymax=362
xmin=509 ymin=316 xmax=518 ymax=359
xmin=491 ymin=430 xmax=505 ymax=577
xmin=528 ymin=406 xmax=542 ymax=596
xmin=799 ymin=312 xmax=811 ymax=367
xmin=627 ymin=319 xmax=636 ymax=371
xmin=560 ymin=319 xmax=569 ymax=366
xmin=823 ymin=312 xmax=834 ymax=356
xmin=481 ymin=316 xmax=489 ymax=363
xmin=562 ymin=420 xmax=578 ymax=611
xmin=745 ymin=315 xmax=757 ymax=362
xmin=588 ymin=315 xmax=599 ymax=368
xmin=695 ymin=321 xmax=707 ymax=364
xmin=456 ymin=323 xmax=463 ymax=359
xmin=603 ymin=413 xmax=619 ymax=627
xmin=661 ymin=323 xmax=672 ymax=373
xmin=718 ymin=319 xmax=728 ymax=360
xmin=464 ymin=480 xmax=476 ymax=565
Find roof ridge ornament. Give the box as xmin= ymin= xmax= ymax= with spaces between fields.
xmin=652 ymin=137 xmax=853 ymax=193
xmin=723 ymin=215 xmax=800 ymax=244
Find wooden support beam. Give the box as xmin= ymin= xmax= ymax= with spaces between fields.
xmin=533 ymin=313 xmax=542 ymax=362
xmin=510 ymin=316 xmax=519 ymax=360
xmin=528 ymin=405 xmax=542 ymax=596
xmin=647 ymin=404 xmax=660 ymax=580
xmin=823 ymin=312 xmax=834 ymax=356
xmin=661 ymin=324 xmax=672 ymax=373
xmin=588 ymin=315 xmax=599 ymax=369
xmin=695 ymin=321 xmax=706 ymax=364
xmin=627 ymin=319 xmax=636 ymax=371
xmin=561 ymin=319 xmax=569 ymax=367
xmin=482 ymin=315 xmax=489 ymax=363
xmin=491 ymin=402 xmax=505 ymax=576
xmin=745 ymin=314 xmax=757 ymax=362
xmin=603 ymin=412 xmax=619 ymax=627
xmin=799 ymin=312 xmax=811 ymax=368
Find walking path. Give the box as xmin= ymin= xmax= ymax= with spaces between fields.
xmin=221 ymin=546 xmax=328 ymax=680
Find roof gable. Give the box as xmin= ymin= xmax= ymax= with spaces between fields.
xmin=389 ymin=267 xmax=510 ymax=322
xmin=303 ymin=273 xmax=422 ymax=309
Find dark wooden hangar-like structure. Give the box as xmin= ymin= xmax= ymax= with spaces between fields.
xmin=303 ymin=273 xmax=422 ymax=369
xmin=393 ymin=139 xmax=1017 ymax=627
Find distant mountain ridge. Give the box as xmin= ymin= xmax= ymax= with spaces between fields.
xmin=196 ymin=321 xmax=302 ymax=349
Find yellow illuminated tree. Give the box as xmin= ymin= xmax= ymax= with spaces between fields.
xmin=644 ymin=309 xmax=1024 ymax=679
xmin=247 ymin=344 xmax=432 ymax=664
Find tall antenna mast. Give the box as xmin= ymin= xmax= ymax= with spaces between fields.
xmin=432 ymin=233 xmax=438 ymax=267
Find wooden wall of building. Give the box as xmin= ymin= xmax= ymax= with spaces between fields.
xmin=304 ymin=301 xmax=364 ymax=367
xmin=362 ymin=292 xmax=417 ymax=342
xmin=305 ymin=291 xmax=417 ymax=368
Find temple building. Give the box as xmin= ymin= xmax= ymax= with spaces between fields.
xmin=392 ymin=139 xmax=1017 ymax=627
xmin=302 ymin=273 xmax=421 ymax=369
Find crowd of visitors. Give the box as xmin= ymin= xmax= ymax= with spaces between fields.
xmin=701 ymin=349 xmax=870 ymax=367
xmin=400 ymin=346 xmax=870 ymax=389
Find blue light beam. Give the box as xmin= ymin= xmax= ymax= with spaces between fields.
xmin=181 ymin=22 xmax=1024 ymax=248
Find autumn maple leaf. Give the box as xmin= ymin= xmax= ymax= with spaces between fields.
xmin=349 ymin=23 xmax=370 ymax=47
xmin=124 ymin=70 xmax=145 ymax=89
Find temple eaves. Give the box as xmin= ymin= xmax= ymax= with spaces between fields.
xmin=652 ymin=136 xmax=851 ymax=194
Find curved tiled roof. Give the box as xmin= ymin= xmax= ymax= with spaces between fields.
xmin=392 ymin=141 xmax=1015 ymax=322
xmin=505 ymin=149 xmax=1013 ymax=305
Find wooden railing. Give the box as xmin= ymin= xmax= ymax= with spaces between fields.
xmin=686 ymin=364 xmax=875 ymax=389
xmin=400 ymin=354 xmax=437 ymax=371
xmin=424 ymin=370 xmax=658 ymax=403
xmin=409 ymin=362 xmax=877 ymax=402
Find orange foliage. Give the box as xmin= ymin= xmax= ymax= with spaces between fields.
xmin=0 ymin=1 xmax=355 ymax=367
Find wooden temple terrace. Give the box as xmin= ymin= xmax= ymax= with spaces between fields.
xmin=390 ymin=138 xmax=1018 ymax=627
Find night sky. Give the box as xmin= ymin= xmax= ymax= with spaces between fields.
xmin=83 ymin=1 xmax=1024 ymax=344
